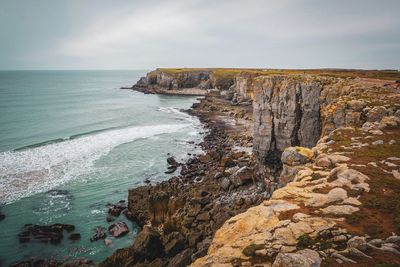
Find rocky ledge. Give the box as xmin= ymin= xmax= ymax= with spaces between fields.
xmin=104 ymin=69 xmax=400 ymax=267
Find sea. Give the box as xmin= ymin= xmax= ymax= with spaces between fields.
xmin=0 ymin=70 xmax=204 ymax=265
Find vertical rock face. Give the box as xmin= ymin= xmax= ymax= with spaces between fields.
xmin=253 ymin=76 xmax=322 ymax=165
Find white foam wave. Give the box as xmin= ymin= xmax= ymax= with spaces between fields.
xmin=158 ymin=107 xmax=197 ymax=123
xmin=0 ymin=124 xmax=189 ymax=204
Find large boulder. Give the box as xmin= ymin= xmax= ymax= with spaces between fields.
xmin=281 ymin=147 xmax=313 ymax=166
xmin=132 ymin=226 xmax=164 ymax=262
xmin=108 ymin=222 xmax=129 ymax=237
xmin=272 ymin=249 xmax=321 ymax=267
xmin=229 ymin=166 xmax=253 ymax=187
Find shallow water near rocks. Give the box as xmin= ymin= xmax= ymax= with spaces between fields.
xmin=0 ymin=70 xmax=203 ymax=265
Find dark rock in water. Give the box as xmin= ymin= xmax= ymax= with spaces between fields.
xmin=69 ymin=233 xmax=81 ymax=241
xmin=132 ymin=226 xmax=164 ymax=262
xmin=123 ymin=210 xmax=135 ymax=221
xmin=106 ymin=215 xmax=115 ymax=222
xmin=167 ymin=156 xmax=178 ymax=166
xmin=90 ymin=227 xmax=107 ymax=242
xmin=107 ymin=201 xmax=127 ymax=217
xmin=10 ymin=258 xmax=94 ymax=267
xmin=0 ymin=211 xmax=5 ymax=222
xmin=144 ymin=178 xmax=151 ymax=184
xmin=108 ymin=222 xmax=129 ymax=237
xmin=165 ymin=165 xmax=177 ymax=174
xmin=17 ymin=224 xmax=75 ymax=244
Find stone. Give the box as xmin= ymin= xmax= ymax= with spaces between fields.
xmin=347 ymin=100 xmax=366 ymax=111
xmin=367 ymin=106 xmax=387 ymax=122
xmin=229 ymin=166 xmax=253 ymax=187
xmin=281 ymin=147 xmax=313 ymax=166
xmin=18 ymin=223 xmax=75 ymax=244
xmin=372 ymin=140 xmax=384 ymax=145
xmin=220 ymin=177 xmax=231 ymax=191
xmin=108 ymin=222 xmax=129 ymax=237
xmin=132 ymin=226 xmax=164 ymax=262
xmin=196 ymin=212 xmax=210 ymax=221
xmin=104 ymin=238 xmax=113 ymax=246
xmin=393 ymin=170 xmax=400 ymax=180
xmin=347 ymin=236 xmax=368 ymax=251
xmin=321 ymin=205 xmax=359 ymax=216
xmin=68 ymin=233 xmax=81 ymax=241
xmin=379 ymin=116 xmax=400 ymax=129
xmin=90 ymin=227 xmax=107 ymax=242
xmin=0 ymin=211 xmax=5 ymax=222
xmin=272 ymin=249 xmax=321 ymax=267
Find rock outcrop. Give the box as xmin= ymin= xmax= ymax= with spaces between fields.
xmin=108 ymin=69 xmax=400 ymax=267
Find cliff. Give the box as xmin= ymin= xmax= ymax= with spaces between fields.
xmin=104 ymin=69 xmax=400 ymax=267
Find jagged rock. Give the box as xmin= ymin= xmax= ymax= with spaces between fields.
xmin=167 ymin=249 xmax=193 ymax=267
xmin=132 ymin=226 xmax=164 ymax=262
xmin=108 ymin=222 xmax=129 ymax=237
xmin=90 ymin=227 xmax=107 ymax=242
xmin=272 ymin=249 xmax=321 ymax=267
xmin=164 ymin=232 xmax=185 ymax=257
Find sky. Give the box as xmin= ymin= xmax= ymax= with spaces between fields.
xmin=0 ymin=0 xmax=399 ymax=70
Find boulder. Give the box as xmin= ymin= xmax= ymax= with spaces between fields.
xmin=229 ymin=166 xmax=253 ymax=187
xmin=90 ymin=227 xmax=107 ymax=242
xmin=272 ymin=249 xmax=321 ymax=267
xmin=108 ymin=222 xmax=129 ymax=237
xmin=281 ymin=147 xmax=313 ymax=166
xmin=132 ymin=226 xmax=164 ymax=262
xmin=68 ymin=233 xmax=81 ymax=241
xmin=367 ymin=106 xmax=387 ymax=122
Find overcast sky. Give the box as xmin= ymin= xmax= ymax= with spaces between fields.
xmin=0 ymin=0 xmax=399 ymax=70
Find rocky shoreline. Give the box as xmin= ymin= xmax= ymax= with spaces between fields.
xmin=7 ymin=68 xmax=400 ymax=267
xmin=102 ymin=68 xmax=400 ymax=267
xmin=101 ymin=90 xmax=270 ymax=267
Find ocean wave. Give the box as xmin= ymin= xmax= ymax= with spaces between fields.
xmin=0 ymin=123 xmax=189 ymax=204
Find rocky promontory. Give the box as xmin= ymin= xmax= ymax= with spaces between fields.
xmin=105 ymin=68 xmax=400 ymax=267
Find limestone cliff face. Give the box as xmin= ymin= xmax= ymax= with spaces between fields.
xmin=252 ymin=75 xmax=371 ymax=166
xmin=192 ymin=76 xmax=400 ymax=267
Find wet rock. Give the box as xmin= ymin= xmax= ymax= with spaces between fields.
xmin=69 ymin=233 xmax=81 ymax=241
xmin=107 ymin=201 xmax=127 ymax=217
xmin=132 ymin=226 xmax=164 ymax=262
xmin=165 ymin=165 xmax=178 ymax=174
xmin=104 ymin=238 xmax=113 ymax=246
xmin=108 ymin=222 xmax=129 ymax=237
xmin=90 ymin=227 xmax=107 ymax=242
xmin=18 ymin=223 xmax=75 ymax=244
xmin=0 ymin=211 xmax=5 ymax=222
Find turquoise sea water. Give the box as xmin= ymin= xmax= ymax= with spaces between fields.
xmin=0 ymin=70 xmax=203 ymax=265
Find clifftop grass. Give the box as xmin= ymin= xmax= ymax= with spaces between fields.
xmin=152 ymin=68 xmax=400 ymax=81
